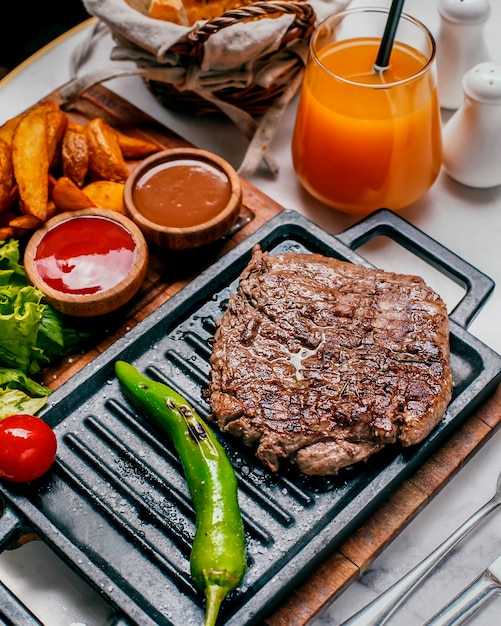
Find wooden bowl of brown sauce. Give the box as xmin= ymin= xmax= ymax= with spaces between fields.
xmin=124 ymin=148 xmax=242 ymax=251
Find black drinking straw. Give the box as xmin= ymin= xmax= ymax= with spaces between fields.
xmin=374 ymin=0 xmax=406 ymax=72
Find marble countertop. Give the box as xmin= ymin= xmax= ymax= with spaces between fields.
xmin=0 ymin=0 xmax=500 ymax=624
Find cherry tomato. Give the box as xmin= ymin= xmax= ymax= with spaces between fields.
xmin=0 ymin=414 xmax=57 ymax=483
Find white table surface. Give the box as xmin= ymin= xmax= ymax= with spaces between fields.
xmin=1 ymin=1 xmax=500 ymax=625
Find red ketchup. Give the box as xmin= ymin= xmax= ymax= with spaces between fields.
xmin=34 ymin=215 xmax=137 ymax=295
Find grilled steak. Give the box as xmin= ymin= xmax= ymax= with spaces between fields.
xmin=208 ymin=245 xmax=453 ymax=475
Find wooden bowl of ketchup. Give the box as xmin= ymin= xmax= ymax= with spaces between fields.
xmin=24 ymin=208 xmax=148 ymax=317
xmin=123 ymin=148 xmax=242 ymax=251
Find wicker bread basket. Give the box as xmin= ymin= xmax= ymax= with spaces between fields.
xmin=78 ymin=0 xmax=319 ymax=115
xmin=66 ymin=0 xmax=349 ymax=174
xmin=142 ymin=1 xmax=316 ymax=115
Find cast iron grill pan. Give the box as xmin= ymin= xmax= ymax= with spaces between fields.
xmin=1 ymin=209 xmax=501 ymax=626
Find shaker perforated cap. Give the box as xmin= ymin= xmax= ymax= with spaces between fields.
xmin=463 ymin=62 xmax=501 ymax=104
xmin=438 ymin=0 xmax=491 ymax=24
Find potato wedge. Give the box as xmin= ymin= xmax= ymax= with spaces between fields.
xmin=9 ymin=213 xmax=45 ymax=231
xmin=115 ymin=129 xmax=159 ymax=159
xmin=0 ymin=111 xmax=25 ymax=147
xmin=62 ymin=123 xmax=89 ymax=187
xmin=86 ymin=117 xmax=130 ymax=182
xmin=0 ymin=208 xmax=18 ymax=240
xmin=10 ymin=200 xmax=57 ymax=230
xmin=51 ymin=176 xmax=95 ymax=212
xmin=0 ymin=226 xmax=15 ymax=240
xmin=82 ymin=180 xmax=125 ymax=213
xmin=12 ymin=104 xmax=50 ymax=221
xmin=48 ymin=172 xmax=58 ymax=193
xmin=43 ymin=101 xmax=69 ymax=167
xmin=0 ymin=138 xmax=16 ymax=212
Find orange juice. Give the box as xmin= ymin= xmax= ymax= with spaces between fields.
xmin=292 ymin=35 xmax=442 ymax=215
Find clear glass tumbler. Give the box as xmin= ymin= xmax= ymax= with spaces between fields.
xmin=291 ymin=7 xmax=442 ymax=216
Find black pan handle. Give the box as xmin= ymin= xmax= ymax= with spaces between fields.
xmin=0 ymin=506 xmax=24 ymax=550
xmin=335 ymin=209 xmax=494 ymax=329
xmin=0 ymin=581 xmax=44 ymax=625
xmin=0 ymin=507 xmax=46 ymax=625
xmin=0 ymin=504 xmax=134 ymax=626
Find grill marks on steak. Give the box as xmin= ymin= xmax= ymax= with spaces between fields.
xmin=208 ymin=246 xmax=453 ymax=475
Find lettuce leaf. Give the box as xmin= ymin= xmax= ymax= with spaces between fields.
xmin=0 ymin=283 xmax=45 ymax=373
xmin=0 ymin=237 xmax=27 ymax=284
xmin=0 ymin=368 xmax=50 ymax=419
xmin=0 ymin=238 xmax=90 ymax=416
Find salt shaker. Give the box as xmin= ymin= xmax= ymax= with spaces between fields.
xmin=442 ymin=62 xmax=501 ymax=188
xmin=436 ymin=0 xmax=491 ymax=110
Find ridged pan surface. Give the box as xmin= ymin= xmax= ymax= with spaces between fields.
xmin=1 ymin=210 xmax=501 ymax=626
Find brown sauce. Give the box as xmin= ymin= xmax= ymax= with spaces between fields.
xmin=132 ymin=158 xmax=231 ymax=228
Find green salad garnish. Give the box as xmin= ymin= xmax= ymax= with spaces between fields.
xmin=0 ymin=238 xmax=89 ymax=418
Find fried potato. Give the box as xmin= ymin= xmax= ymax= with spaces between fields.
xmin=0 ymin=208 xmax=18 ymax=240
xmin=10 ymin=199 xmax=57 ymax=231
xmin=52 ymin=176 xmax=95 ymax=212
xmin=11 ymin=104 xmax=50 ymax=221
xmin=1 ymin=185 xmax=17 ymax=213
xmin=48 ymin=172 xmax=58 ymax=193
xmin=0 ymin=138 xmax=16 ymax=212
xmin=82 ymin=180 xmax=125 ymax=213
xmin=2 ymin=100 xmax=160 ymax=238
xmin=62 ymin=123 xmax=90 ymax=188
xmin=43 ymin=101 xmax=69 ymax=167
xmin=0 ymin=226 xmax=15 ymax=240
xmin=9 ymin=213 xmax=45 ymax=231
xmin=114 ymin=129 xmax=159 ymax=159
xmin=0 ymin=111 xmax=25 ymax=147
xmin=86 ymin=117 xmax=130 ymax=183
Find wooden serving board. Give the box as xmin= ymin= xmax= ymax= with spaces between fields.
xmin=32 ymin=84 xmax=501 ymax=625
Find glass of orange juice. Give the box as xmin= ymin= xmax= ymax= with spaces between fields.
xmin=291 ymin=7 xmax=442 ymax=216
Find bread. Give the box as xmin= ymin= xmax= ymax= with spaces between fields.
xmin=149 ymin=0 xmax=189 ymax=24
xmin=148 ymin=0 xmax=254 ymax=26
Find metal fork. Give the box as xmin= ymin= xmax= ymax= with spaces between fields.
xmin=424 ymin=551 xmax=501 ymax=625
xmin=340 ymin=469 xmax=501 ymax=626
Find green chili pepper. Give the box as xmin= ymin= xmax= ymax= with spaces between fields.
xmin=114 ymin=360 xmax=246 ymax=626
